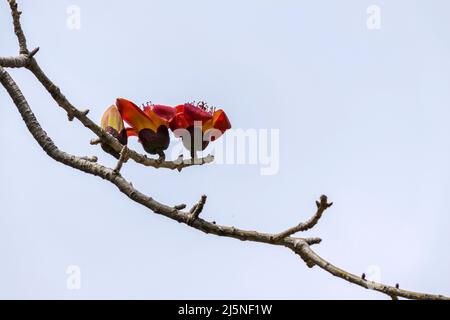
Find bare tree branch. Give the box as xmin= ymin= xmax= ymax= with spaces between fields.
xmin=1 ymin=0 xmax=448 ymax=300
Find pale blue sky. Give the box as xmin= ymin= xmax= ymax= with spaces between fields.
xmin=1 ymin=0 xmax=450 ymax=299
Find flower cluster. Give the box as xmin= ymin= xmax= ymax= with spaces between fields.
xmin=100 ymin=98 xmax=231 ymax=159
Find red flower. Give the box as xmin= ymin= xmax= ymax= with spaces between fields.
xmin=150 ymin=102 xmax=231 ymax=156
xmin=116 ymin=98 xmax=170 ymax=158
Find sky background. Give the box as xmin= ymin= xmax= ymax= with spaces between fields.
xmin=1 ymin=0 xmax=450 ymax=299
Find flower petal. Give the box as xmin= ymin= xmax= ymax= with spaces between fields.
xmin=169 ymin=112 xmax=192 ymax=136
xmin=146 ymin=105 xmax=175 ymax=122
xmin=126 ymin=127 xmax=138 ymax=137
xmin=169 ymin=103 xmax=213 ymax=131
xmin=178 ymin=103 xmax=213 ymax=124
xmin=212 ymin=109 xmax=231 ymax=133
xmin=203 ymin=109 xmax=231 ymax=140
xmin=116 ymin=98 xmax=159 ymax=132
xmin=101 ymin=105 xmax=125 ymax=133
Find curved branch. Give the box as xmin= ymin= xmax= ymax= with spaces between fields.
xmin=1 ymin=66 xmax=448 ymax=300
xmin=1 ymin=0 xmax=449 ymax=300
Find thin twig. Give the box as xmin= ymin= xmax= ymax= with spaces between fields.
xmin=188 ymin=195 xmax=207 ymax=224
xmin=114 ymin=146 xmax=128 ymax=173
xmin=8 ymin=0 xmax=28 ymax=54
xmin=90 ymin=138 xmax=102 ymax=145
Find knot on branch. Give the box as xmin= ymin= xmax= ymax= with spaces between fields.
xmin=67 ymin=111 xmax=75 ymax=121
xmin=80 ymin=155 xmax=98 ymax=163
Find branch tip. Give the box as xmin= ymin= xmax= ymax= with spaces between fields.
xmin=317 ymin=194 xmax=332 ymax=209
xmin=90 ymin=138 xmax=101 ymax=145
xmin=29 ymin=47 xmax=39 ymax=57
xmin=304 ymin=237 xmax=322 ymax=245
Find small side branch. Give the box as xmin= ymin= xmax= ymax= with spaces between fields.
xmin=8 ymin=0 xmax=28 ymax=54
xmin=174 ymin=204 xmax=187 ymax=210
xmin=302 ymin=237 xmax=322 ymax=245
xmin=90 ymin=138 xmax=101 ymax=145
xmin=273 ymin=195 xmax=333 ymax=241
xmin=188 ymin=194 xmax=207 ymax=224
xmin=113 ymin=146 xmax=129 ymax=173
